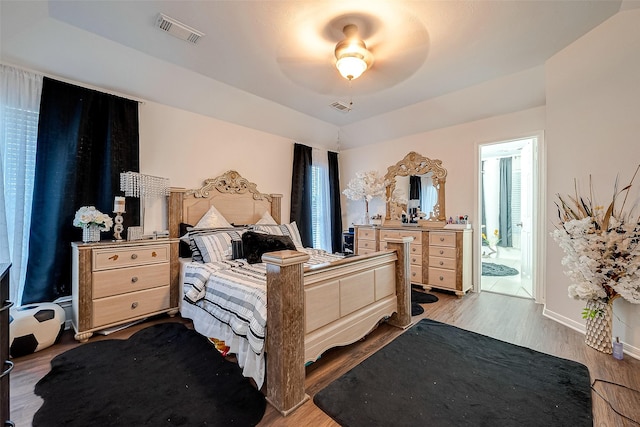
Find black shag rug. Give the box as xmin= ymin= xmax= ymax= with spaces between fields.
xmin=314 ymin=319 xmax=592 ymax=427
xmin=33 ymin=322 xmax=266 ymax=426
xmin=411 ymin=287 xmax=439 ymax=315
xmin=482 ymin=262 xmax=519 ymax=276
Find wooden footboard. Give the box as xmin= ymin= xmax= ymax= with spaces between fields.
xmin=263 ymin=238 xmax=412 ymax=416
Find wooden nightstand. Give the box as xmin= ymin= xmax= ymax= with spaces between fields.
xmin=71 ymin=239 xmax=179 ymax=342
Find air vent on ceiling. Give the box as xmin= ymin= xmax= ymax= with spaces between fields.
xmin=330 ymin=101 xmax=352 ymax=113
xmin=155 ymin=13 xmax=204 ymax=44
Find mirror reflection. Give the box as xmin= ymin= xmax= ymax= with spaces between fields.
xmin=384 ymin=151 xmax=447 ymax=223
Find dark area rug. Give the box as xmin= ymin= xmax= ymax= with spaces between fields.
xmin=314 ymin=319 xmax=592 ymax=427
xmin=482 ymin=262 xmax=519 ymax=276
xmin=411 ymin=287 xmax=439 ymax=315
xmin=33 ymin=322 xmax=266 ymax=426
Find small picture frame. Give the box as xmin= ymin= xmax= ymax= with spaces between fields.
xmin=127 ymin=226 xmax=144 ymax=241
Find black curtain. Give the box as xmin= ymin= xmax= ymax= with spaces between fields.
xmin=498 ymin=157 xmax=512 ymax=248
xmin=409 ymin=175 xmax=422 ymax=200
xmin=328 ymin=151 xmax=343 ymax=253
xmin=22 ymin=78 xmax=139 ymax=304
xmin=290 ymin=143 xmax=313 ymax=248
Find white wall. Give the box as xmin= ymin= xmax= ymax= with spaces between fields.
xmin=339 ymin=106 xmax=545 ymax=230
xmin=545 ymin=9 xmax=640 ymax=353
xmin=139 ymin=101 xmax=296 ymax=231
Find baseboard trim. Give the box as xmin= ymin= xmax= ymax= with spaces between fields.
xmin=543 ymin=306 xmax=640 ymax=360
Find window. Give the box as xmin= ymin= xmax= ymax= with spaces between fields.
xmin=311 ymin=149 xmax=332 ymax=251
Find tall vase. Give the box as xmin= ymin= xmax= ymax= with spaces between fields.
xmin=364 ymin=200 xmax=370 ymax=225
xmin=82 ymin=225 xmax=101 ymax=243
xmin=584 ymin=299 xmax=613 ymax=354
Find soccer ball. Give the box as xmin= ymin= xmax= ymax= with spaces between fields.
xmin=9 ymin=303 xmax=66 ymax=357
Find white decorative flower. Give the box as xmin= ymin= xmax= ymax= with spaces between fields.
xmin=342 ymin=170 xmax=387 ymax=202
xmin=552 ymin=168 xmax=640 ymax=307
xmin=73 ymin=206 xmax=113 ymax=232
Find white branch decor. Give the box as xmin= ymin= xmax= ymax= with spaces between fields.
xmin=343 ymin=170 xmax=387 ymax=223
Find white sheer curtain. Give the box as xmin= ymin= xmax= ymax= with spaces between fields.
xmin=311 ymin=147 xmax=332 ymax=252
xmin=0 ymin=65 xmax=42 ymax=304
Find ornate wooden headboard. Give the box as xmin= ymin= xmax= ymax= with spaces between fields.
xmin=168 ymin=170 xmax=282 ymax=238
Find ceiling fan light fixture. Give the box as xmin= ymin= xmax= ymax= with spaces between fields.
xmin=334 ymin=24 xmax=373 ymax=81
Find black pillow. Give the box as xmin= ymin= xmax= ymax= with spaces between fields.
xmin=179 ymin=223 xmax=193 ymax=258
xmin=241 ymin=231 xmax=296 ymax=264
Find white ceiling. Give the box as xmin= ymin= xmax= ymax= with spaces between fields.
xmin=1 ymin=1 xmax=635 ymax=149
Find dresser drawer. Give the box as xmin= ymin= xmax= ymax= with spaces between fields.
xmin=357 ymin=227 xmax=377 ymax=241
xmin=357 ymin=247 xmax=376 ymax=255
xmin=429 ymin=232 xmax=456 ymax=247
xmin=428 ymin=267 xmax=457 ymax=289
xmin=430 ymin=246 xmax=456 ymax=258
xmin=358 ymin=240 xmax=377 ymax=251
xmin=410 ymin=265 xmax=422 ymax=283
xmin=93 ymin=244 xmax=169 ymax=270
xmin=429 ymin=256 xmax=456 ymax=270
xmin=380 ymin=229 xmax=422 ymax=244
xmin=92 ymin=286 xmax=170 ymax=328
xmin=93 ymin=263 xmax=170 ymax=299
xmin=410 ymin=253 xmax=422 ymax=266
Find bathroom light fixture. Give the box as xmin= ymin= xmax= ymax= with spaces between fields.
xmin=334 ymin=24 xmax=374 ymax=80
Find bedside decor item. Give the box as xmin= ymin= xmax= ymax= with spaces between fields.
xmin=72 ymin=206 xmax=113 ymax=243
xmin=113 ymin=196 xmax=126 ymax=241
xmin=120 ymin=171 xmax=170 ymax=238
xmin=552 ymin=167 xmax=640 ymax=354
xmin=343 ymin=170 xmax=387 ymax=224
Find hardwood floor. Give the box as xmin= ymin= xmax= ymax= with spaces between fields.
xmin=9 ymin=291 xmax=640 ymax=426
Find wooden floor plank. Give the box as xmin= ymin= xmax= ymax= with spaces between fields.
xmin=9 ymin=291 xmax=640 ymax=426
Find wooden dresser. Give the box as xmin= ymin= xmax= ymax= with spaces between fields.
xmin=355 ymin=225 xmax=472 ymax=296
xmin=71 ymin=239 xmax=179 ymax=342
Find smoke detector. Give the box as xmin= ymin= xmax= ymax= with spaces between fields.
xmin=155 ymin=13 xmax=204 ymax=44
xmin=330 ymin=101 xmax=352 ymax=113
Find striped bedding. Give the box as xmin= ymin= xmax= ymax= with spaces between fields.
xmin=181 ymin=248 xmax=343 ymax=388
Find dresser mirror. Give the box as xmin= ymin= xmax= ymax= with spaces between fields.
xmin=384 ymin=151 xmax=447 ymax=224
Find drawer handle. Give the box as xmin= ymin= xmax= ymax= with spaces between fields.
xmin=439 ymin=250 xmax=444 ymax=255
xmin=109 ymin=254 xmax=119 ymax=261
xmin=439 ymin=261 xmax=444 ymax=266
xmin=152 ymin=251 xmax=157 ymax=257
xmin=131 ymin=276 xmax=138 ymax=283
xmin=412 ymin=272 xmax=416 ymax=277
xmin=131 ymin=253 xmax=138 ymax=260
xmin=439 ymin=276 xmax=444 ymax=281
xmin=131 ymin=302 xmax=139 ymax=309
xmin=440 ymin=237 xmax=445 ymax=242
xmin=1 ymin=360 xmax=14 ymax=379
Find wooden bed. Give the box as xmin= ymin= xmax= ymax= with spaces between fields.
xmin=168 ymin=170 xmax=412 ymax=416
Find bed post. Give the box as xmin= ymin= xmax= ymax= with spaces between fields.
xmin=385 ymin=237 xmax=413 ymax=329
xmin=168 ymin=188 xmax=185 ymax=239
xmin=262 ymin=249 xmax=311 ymax=416
xmin=270 ymin=194 xmax=282 ymax=224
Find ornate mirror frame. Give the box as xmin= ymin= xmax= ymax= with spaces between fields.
xmin=384 ymin=151 xmax=447 ymax=223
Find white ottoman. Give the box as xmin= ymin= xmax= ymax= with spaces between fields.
xmin=9 ymin=302 xmax=66 ymax=357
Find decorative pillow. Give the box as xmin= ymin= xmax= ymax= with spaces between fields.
xmin=242 ymin=231 xmax=296 ymax=264
xmin=179 ymin=223 xmax=193 ymax=258
xmin=192 ymin=229 xmax=245 ymax=263
xmin=256 ymin=210 xmax=277 ymax=225
xmin=252 ymin=222 xmax=304 ymax=250
xmin=194 ymin=205 xmax=232 ymax=229
xmin=182 ymin=227 xmax=242 ymax=262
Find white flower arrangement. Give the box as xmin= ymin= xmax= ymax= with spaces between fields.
xmin=342 ymin=170 xmax=387 ymax=203
xmin=73 ymin=206 xmax=113 ymax=231
xmin=552 ymin=167 xmax=640 ymax=314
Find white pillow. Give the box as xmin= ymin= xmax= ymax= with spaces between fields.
xmin=256 ymin=210 xmax=277 ymax=225
xmin=194 ymin=205 xmax=232 ymax=229
xmin=193 ymin=230 xmax=244 ymax=263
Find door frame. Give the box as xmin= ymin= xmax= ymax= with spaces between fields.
xmin=474 ymin=131 xmax=546 ymax=303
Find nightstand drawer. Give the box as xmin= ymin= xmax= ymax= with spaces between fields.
xmin=93 ymin=244 xmax=169 ymax=270
xmin=93 ymin=263 xmax=170 ymax=298
xmin=429 ymin=232 xmax=456 ymax=247
xmin=428 ymin=267 xmax=456 ymax=289
xmin=92 ymin=286 xmax=170 ymax=327
xmin=410 ymin=254 xmax=422 ymax=265
xmin=429 ymin=256 xmax=456 ymax=270
xmin=357 ymin=247 xmax=376 ymax=255
xmin=430 ymin=246 xmax=456 ymax=258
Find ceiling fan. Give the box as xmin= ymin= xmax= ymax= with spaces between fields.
xmin=333 ymin=24 xmax=374 ymax=81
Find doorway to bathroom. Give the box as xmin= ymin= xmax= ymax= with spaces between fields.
xmin=479 ymin=137 xmax=537 ymax=299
